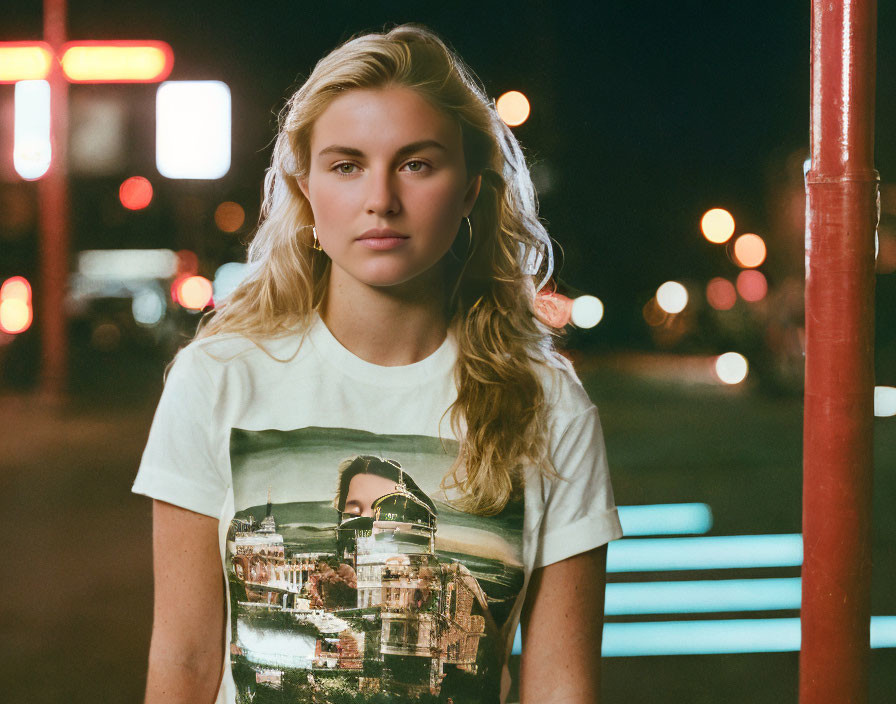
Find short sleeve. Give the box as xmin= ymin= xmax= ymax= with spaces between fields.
xmin=131 ymin=346 xmax=229 ymax=518
xmin=533 ymin=405 xmax=624 ymax=569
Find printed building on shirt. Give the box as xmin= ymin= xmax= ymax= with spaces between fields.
xmin=226 ymin=477 xmax=493 ymax=700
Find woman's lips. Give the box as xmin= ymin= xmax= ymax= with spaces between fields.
xmin=356 ymin=236 xmax=409 ymax=250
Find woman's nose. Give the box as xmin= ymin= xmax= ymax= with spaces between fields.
xmin=365 ymin=169 xmax=401 ymax=215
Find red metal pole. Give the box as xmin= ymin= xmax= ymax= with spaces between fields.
xmin=37 ymin=0 xmax=70 ymax=401
xmin=801 ymin=1 xmax=877 ymax=702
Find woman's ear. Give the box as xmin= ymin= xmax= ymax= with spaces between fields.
xmin=463 ymin=173 xmax=482 ymax=217
xmin=297 ymin=175 xmax=310 ymax=201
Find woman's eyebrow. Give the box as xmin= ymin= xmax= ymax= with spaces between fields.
xmin=318 ymin=139 xmax=447 ymax=159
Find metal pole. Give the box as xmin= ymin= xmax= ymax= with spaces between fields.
xmin=801 ymin=1 xmax=877 ymax=701
xmin=37 ymin=0 xmax=69 ymax=401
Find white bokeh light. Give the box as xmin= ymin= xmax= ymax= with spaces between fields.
xmin=131 ymin=287 xmax=166 ymax=327
xmin=656 ymin=281 xmax=688 ymax=314
xmin=213 ymin=262 xmax=249 ymax=302
xmin=156 ymin=81 xmax=231 ymax=179
xmin=14 ymin=80 xmax=51 ymax=180
xmin=570 ymin=295 xmax=604 ymax=328
xmin=874 ymin=386 xmax=896 ymax=418
xmin=715 ymin=352 xmax=749 ymax=385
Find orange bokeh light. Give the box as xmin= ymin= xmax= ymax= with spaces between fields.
xmin=706 ymin=277 xmax=737 ymax=311
xmin=496 ymin=91 xmax=531 ymax=127
xmin=60 ymin=41 xmax=174 ymax=83
xmin=737 ymin=269 xmax=768 ymax=302
xmin=119 ymin=176 xmax=153 ymax=210
xmin=0 ymin=299 xmax=32 ymax=334
xmin=175 ymin=275 xmax=213 ymax=310
xmin=1 ymin=276 xmax=32 ymax=303
xmin=214 ymin=201 xmax=246 ymax=233
xmin=733 ymin=233 xmax=767 ymax=268
xmin=0 ymin=42 xmax=53 ymax=82
xmin=700 ymin=208 xmax=735 ymax=244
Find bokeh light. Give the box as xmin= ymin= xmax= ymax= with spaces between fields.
xmin=175 ymin=275 xmax=213 ymax=310
xmin=733 ymin=233 xmax=767 ymax=268
xmin=496 ymin=91 xmax=530 ymax=127
xmin=214 ymin=201 xmax=245 ymax=233
xmin=715 ymin=352 xmax=749 ymax=385
xmin=1 ymin=276 xmax=32 ymax=302
xmin=119 ymin=176 xmax=153 ymax=210
xmin=61 ymin=42 xmax=173 ymax=83
xmin=156 ymin=80 xmax=232 ymax=179
xmin=643 ymin=298 xmax=666 ymax=327
xmin=701 ymin=208 xmax=735 ymax=244
xmin=91 ymin=321 xmax=121 ymax=350
xmin=736 ymin=269 xmax=768 ymax=302
xmin=874 ymin=386 xmax=896 ymax=418
xmin=656 ymin=281 xmax=688 ymax=314
xmin=0 ymin=43 xmax=53 ymax=82
xmin=571 ymin=295 xmax=604 ymax=328
xmin=132 ymin=287 xmax=166 ymax=327
xmin=706 ymin=277 xmax=737 ymax=311
xmin=176 ymin=249 xmax=199 ymax=276
xmin=14 ymin=80 xmax=51 ymax=180
xmin=0 ymin=298 xmax=32 ymax=334
xmin=213 ymin=262 xmax=249 ymax=302
xmin=570 ymin=296 xmax=604 ymax=328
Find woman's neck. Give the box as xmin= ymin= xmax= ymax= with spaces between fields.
xmin=319 ymin=267 xmax=449 ymax=367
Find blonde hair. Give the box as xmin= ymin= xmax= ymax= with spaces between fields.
xmin=193 ymin=22 xmax=570 ymax=515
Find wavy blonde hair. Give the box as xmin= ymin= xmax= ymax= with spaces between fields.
xmin=193 ymin=22 xmax=570 ymax=515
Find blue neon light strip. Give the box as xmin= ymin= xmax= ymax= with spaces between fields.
xmin=607 ymin=534 xmax=803 ymax=572
xmin=511 ymin=617 xmax=896 ymax=656
xmin=604 ymin=577 xmax=801 ymax=615
xmin=617 ymin=503 xmax=713 ymax=536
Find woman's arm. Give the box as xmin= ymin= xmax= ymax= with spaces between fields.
xmin=519 ymin=544 xmax=609 ymax=704
xmin=144 ymin=499 xmax=226 ymax=704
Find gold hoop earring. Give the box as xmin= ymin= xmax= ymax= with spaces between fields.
xmin=448 ymin=217 xmax=473 ymax=262
xmin=312 ymin=225 xmax=322 ymax=251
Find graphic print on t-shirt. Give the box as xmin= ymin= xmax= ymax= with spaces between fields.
xmin=227 ymin=426 xmax=524 ymax=704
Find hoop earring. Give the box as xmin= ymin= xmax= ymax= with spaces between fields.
xmin=312 ymin=225 xmax=322 ymax=251
xmin=448 ymin=217 xmax=473 ymax=262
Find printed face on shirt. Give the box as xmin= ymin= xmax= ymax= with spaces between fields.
xmin=341 ymin=472 xmax=399 ymax=518
xmin=298 ymin=85 xmax=481 ymax=295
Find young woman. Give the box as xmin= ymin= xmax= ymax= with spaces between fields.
xmin=133 ymin=23 xmax=622 ymax=704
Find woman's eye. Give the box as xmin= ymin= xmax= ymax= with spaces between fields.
xmin=404 ymin=160 xmax=429 ymax=173
xmin=334 ymin=163 xmax=358 ymax=176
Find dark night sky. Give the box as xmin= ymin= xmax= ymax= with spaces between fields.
xmin=3 ymin=1 xmax=894 ymax=346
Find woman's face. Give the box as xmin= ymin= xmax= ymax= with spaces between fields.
xmin=342 ymin=472 xmax=400 ymax=518
xmin=298 ymin=85 xmax=481 ymax=293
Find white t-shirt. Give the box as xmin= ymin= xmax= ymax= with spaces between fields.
xmin=132 ymin=310 xmax=622 ymax=704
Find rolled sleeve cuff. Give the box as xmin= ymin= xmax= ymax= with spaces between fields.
xmin=132 ymin=467 xmax=227 ymax=519
xmin=533 ymin=506 xmax=624 ymax=569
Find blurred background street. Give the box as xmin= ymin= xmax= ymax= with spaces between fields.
xmin=2 ymin=0 xmax=896 ymax=702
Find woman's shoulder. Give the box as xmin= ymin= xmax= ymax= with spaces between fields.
xmin=171 ymin=327 xmax=313 ymax=374
xmin=532 ymin=351 xmax=595 ymax=420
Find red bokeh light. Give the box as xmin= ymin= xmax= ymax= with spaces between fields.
xmin=737 ymin=269 xmax=768 ymax=302
xmin=176 ymin=249 xmax=199 ymax=276
xmin=706 ymin=277 xmax=737 ymax=311
xmin=119 ymin=176 xmax=153 ymax=210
